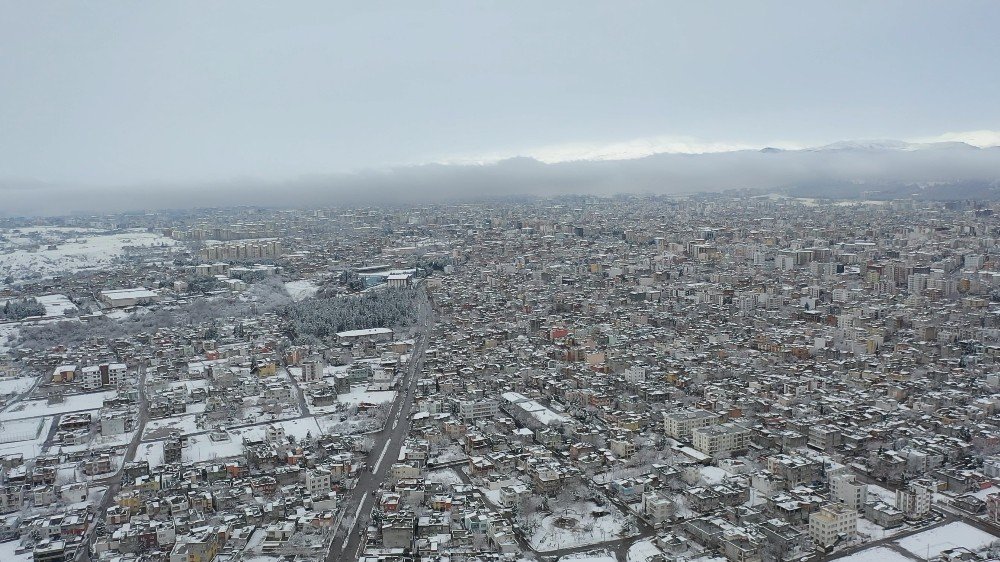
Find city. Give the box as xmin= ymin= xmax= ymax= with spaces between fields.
xmin=2 ymin=196 xmax=1000 ymax=561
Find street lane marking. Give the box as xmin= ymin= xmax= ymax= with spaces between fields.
xmin=373 ymin=440 xmax=391 ymax=473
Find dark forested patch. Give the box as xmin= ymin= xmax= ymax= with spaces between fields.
xmin=1 ymin=298 xmax=46 ymax=321
xmin=281 ymin=288 xmax=419 ymax=344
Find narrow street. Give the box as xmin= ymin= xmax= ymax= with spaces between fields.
xmin=77 ymin=366 xmax=150 ymax=560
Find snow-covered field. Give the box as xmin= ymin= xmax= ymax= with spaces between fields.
xmin=183 ymin=433 xmax=244 ymax=463
xmin=284 ymin=280 xmax=319 ymax=301
xmin=0 ymin=390 xmax=115 ymax=421
xmin=0 ymin=418 xmax=46 ymax=443
xmin=0 ymin=416 xmax=52 ymax=460
xmin=0 ymin=375 xmax=36 ymax=397
xmin=831 ymin=546 xmax=913 ymax=562
xmin=235 ymin=416 xmax=323 ymax=442
xmin=337 ymin=385 xmax=397 ymax=406
xmin=35 ymin=294 xmax=77 ymax=317
xmin=143 ymin=414 xmax=199 ymax=439
xmin=559 ymin=552 xmax=617 ymax=562
xmin=137 ymin=441 xmax=164 ymax=467
xmin=894 ymin=521 xmax=999 ymax=559
xmin=0 ymin=228 xmax=176 ymax=280
xmin=867 ymin=484 xmax=897 ymax=505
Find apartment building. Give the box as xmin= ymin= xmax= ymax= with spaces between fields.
xmin=458 ymin=399 xmax=499 ymax=422
xmin=692 ymin=423 xmax=750 ymax=458
xmin=830 ymin=473 xmax=868 ymax=511
xmin=809 ymin=503 xmax=857 ymax=547
xmin=664 ymin=409 xmax=720 ymax=440
xmin=896 ymin=479 xmax=934 ymax=519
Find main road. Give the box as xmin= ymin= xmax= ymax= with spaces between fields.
xmin=326 ymin=289 xmax=432 ymax=561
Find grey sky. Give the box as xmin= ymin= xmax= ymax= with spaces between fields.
xmin=1 ymin=1 xmax=999 ymax=186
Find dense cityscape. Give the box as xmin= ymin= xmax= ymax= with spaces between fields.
xmin=0 ymin=195 xmax=999 ymax=561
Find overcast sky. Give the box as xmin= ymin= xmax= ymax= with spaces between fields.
xmin=1 ymin=1 xmax=999 ymax=187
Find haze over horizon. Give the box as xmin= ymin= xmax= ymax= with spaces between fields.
xmin=2 ymin=1 xmax=1000 ymax=215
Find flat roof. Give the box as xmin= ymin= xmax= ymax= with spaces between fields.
xmin=336 ymin=327 xmax=394 ymax=338
xmin=100 ymin=287 xmax=158 ymax=299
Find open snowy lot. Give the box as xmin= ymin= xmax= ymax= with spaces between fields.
xmin=558 ymin=552 xmax=617 ymax=562
xmin=626 ymin=539 xmax=663 ymax=562
xmin=337 ymin=385 xmax=397 ymax=406
xmin=0 ymin=228 xmax=176 ymax=280
xmin=526 ymin=499 xmax=636 ymax=552
xmin=0 ymin=416 xmax=52 ymax=460
xmin=0 ymin=375 xmax=36 ymax=397
xmin=831 ymin=546 xmax=913 ymax=562
xmin=34 ymin=294 xmax=78 ymax=317
xmin=143 ymin=414 xmax=200 ymax=439
xmin=0 ymin=323 xmax=21 ymax=354
xmin=426 ymin=468 xmax=465 ymax=486
xmin=183 ymin=432 xmax=245 ymax=463
xmin=894 ymin=521 xmax=999 ymax=559
xmin=0 ymin=390 xmax=116 ymax=421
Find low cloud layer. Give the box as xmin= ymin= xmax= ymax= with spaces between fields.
xmin=2 ymin=142 xmax=1000 ymax=217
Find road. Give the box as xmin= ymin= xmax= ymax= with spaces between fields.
xmin=76 ymin=366 xmax=150 ymax=560
xmin=326 ymin=289 xmax=432 ymax=561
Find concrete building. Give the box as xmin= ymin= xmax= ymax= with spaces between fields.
xmin=809 ymin=503 xmax=857 ymax=547
xmin=692 ymin=423 xmax=750 ymax=458
xmin=664 ymin=409 xmax=720 ymax=440
xmin=830 ymin=473 xmax=868 ymax=511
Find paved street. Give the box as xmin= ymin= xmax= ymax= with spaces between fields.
xmin=326 ymin=289 xmax=432 ymax=561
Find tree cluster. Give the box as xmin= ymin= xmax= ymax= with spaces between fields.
xmin=281 ymin=288 xmax=419 ymax=344
xmin=1 ymin=298 xmax=46 ymax=321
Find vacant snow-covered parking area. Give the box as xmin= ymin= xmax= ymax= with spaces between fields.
xmin=894 ymin=521 xmax=999 ymax=559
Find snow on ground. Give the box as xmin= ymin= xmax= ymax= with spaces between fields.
xmin=0 ymin=375 xmax=36 ymax=397
xmin=830 ymin=546 xmax=913 ymax=562
xmin=93 ymin=429 xmax=138 ymax=448
xmin=431 ymin=445 xmax=468 ymax=464
xmin=166 ymin=379 xmax=210 ymax=393
xmin=337 ymin=385 xmax=397 ymax=406
xmin=0 ymin=323 xmax=19 ymax=353
xmin=34 ymin=294 xmax=77 ymax=317
xmin=480 ymin=487 xmax=503 ymax=506
xmin=143 ymin=414 xmax=199 ymax=440
xmin=528 ymin=500 xmax=635 ymax=552
xmin=235 ymin=416 xmax=323 ymax=441
xmin=0 ymin=539 xmax=33 ymax=562
xmin=426 ymin=468 xmax=465 ymax=486
xmin=856 ymin=517 xmax=895 ymax=541
xmin=183 ymin=433 xmax=245 ymax=463
xmin=0 ymin=416 xmax=52 ymax=460
xmin=626 ymin=538 xmax=662 ymax=562
xmin=0 ymin=229 xmax=176 ymax=280
xmin=699 ymin=465 xmax=730 ymax=485
xmin=559 ymin=552 xmax=617 ymax=562
xmin=284 ymin=280 xmax=319 ymax=301
xmin=136 ymin=441 xmax=164 ymax=467
xmin=0 ymin=390 xmax=116 ymax=420
xmin=867 ymin=484 xmax=897 ymax=505
xmin=895 ymin=521 xmax=999 ymax=559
